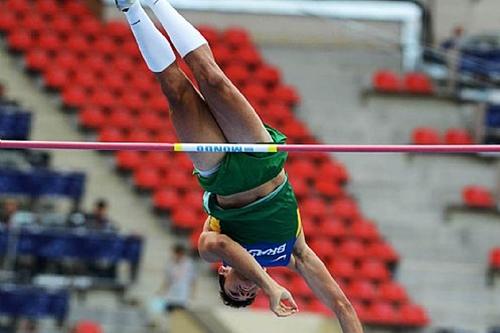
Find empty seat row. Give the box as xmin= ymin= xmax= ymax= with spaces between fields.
xmin=411 ymin=127 xmax=474 ymax=145
xmin=372 ymin=70 xmax=434 ymax=95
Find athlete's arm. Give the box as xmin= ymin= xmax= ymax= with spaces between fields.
xmin=290 ymin=231 xmax=364 ymax=333
xmin=198 ymin=218 xmax=298 ymax=317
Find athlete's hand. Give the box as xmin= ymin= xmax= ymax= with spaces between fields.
xmin=267 ymin=285 xmax=299 ymax=317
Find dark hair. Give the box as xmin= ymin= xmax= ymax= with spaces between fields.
xmin=95 ymin=199 xmax=108 ymax=209
xmin=218 ymin=273 xmax=256 ymax=308
xmin=173 ymin=243 xmax=186 ymax=255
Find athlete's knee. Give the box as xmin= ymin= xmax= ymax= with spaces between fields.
xmin=193 ymin=58 xmax=229 ymax=89
xmin=156 ymin=66 xmax=191 ymax=106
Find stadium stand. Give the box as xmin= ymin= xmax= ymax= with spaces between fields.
xmin=0 ymin=0 xmax=431 ymax=329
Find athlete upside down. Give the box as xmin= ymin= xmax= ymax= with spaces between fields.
xmin=117 ymin=0 xmax=363 ymax=331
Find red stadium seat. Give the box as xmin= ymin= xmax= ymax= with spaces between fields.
xmin=366 ymin=242 xmax=400 ymax=265
xmin=79 ymin=106 xmax=106 ymax=130
xmin=37 ymin=31 xmax=63 ymax=54
xmin=403 ymin=72 xmax=433 ymax=94
xmin=94 ymin=36 xmax=118 ymax=58
xmin=25 ymin=49 xmax=50 ymax=72
xmin=153 ymin=188 xmax=181 ymax=212
xmin=365 ymin=301 xmax=398 ymax=325
xmin=127 ymin=128 xmax=154 ymax=142
xmin=308 ymin=237 xmax=336 ymax=261
xmin=0 ymin=11 xmax=16 ymax=34
xmin=411 ymin=127 xmax=441 ymax=145
xmin=328 ymin=257 xmax=356 ymax=280
xmin=197 ymin=25 xmax=219 ymax=45
xmin=108 ymin=109 xmax=135 ymax=131
xmin=289 ymin=178 xmax=309 ymax=200
xmin=211 ymin=44 xmax=233 ymax=67
xmin=6 ymin=0 xmax=31 ymax=16
xmin=145 ymin=152 xmax=171 ymax=172
xmin=105 ymin=21 xmax=130 ymax=43
xmin=84 ymin=54 xmax=108 ymax=76
xmin=241 ymin=83 xmax=268 ymax=106
xmin=235 ymin=46 xmax=262 ymax=68
xmin=271 ymin=85 xmax=300 ymax=107
xmin=35 ymin=0 xmax=61 ymax=20
xmin=44 ymin=67 xmax=70 ymax=90
xmin=289 ymin=276 xmax=312 ymax=298
xmin=254 ymin=64 xmax=281 ymax=88
xmin=99 ymin=127 xmax=126 ymax=142
xmin=80 ymin=18 xmax=103 ymax=40
xmin=22 ymin=14 xmax=45 ymax=34
xmin=318 ymin=161 xmax=350 ymax=184
xmin=346 ymin=280 xmax=377 ymax=302
xmin=358 ymin=260 xmax=391 ymax=282
xmin=314 ymin=180 xmax=344 ymax=199
xmin=65 ymin=34 xmax=90 ymax=56
xmin=489 ymin=248 xmax=500 ymax=269
xmin=300 ymin=197 xmax=327 ymax=221
xmin=171 ymin=207 xmax=199 ymax=231
xmin=73 ymin=320 xmax=102 ymax=333
xmin=61 ymin=86 xmax=88 ymax=109
xmin=306 ymin=299 xmax=331 ymax=316
xmin=51 ymin=16 xmax=74 ymax=38
xmin=224 ymin=64 xmax=250 ymax=87
xmin=286 ymin=159 xmax=316 ymax=182
xmin=378 ymin=281 xmax=409 ymax=304
xmin=133 ymin=167 xmax=162 ymax=191
xmin=53 ymin=51 xmax=79 ymax=73
xmin=349 ymin=220 xmax=380 ymax=242
xmin=222 ymin=27 xmax=252 ymax=49
xmin=397 ymin=304 xmax=429 ymax=327
xmin=75 ymin=70 xmax=100 ymax=92
xmin=338 ymin=239 xmax=366 ymax=261
xmin=116 ymin=151 xmax=143 ymax=172
xmin=318 ymin=217 xmax=347 ymax=240
xmin=7 ymin=30 xmax=34 ymax=53
xmin=63 ymin=2 xmax=92 ymax=20
xmin=462 ymin=185 xmax=495 ymax=209
xmin=372 ymin=70 xmax=401 ymax=93
xmin=444 ymin=128 xmax=474 ymax=145
xmin=331 ymin=198 xmax=360 ymax=222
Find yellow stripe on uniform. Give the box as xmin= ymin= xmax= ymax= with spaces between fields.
xmin=267 ymin=145 xmax=278 ymax=153
xmin=296 ymin=209 xmax=302 ymax=236
xmin=174 ymin=143 xmax=183 ymax=152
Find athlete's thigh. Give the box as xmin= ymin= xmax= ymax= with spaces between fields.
xmin=184 ymin=45 xmax=272 ymax=144
xmin=156 ymin=64 xmax=227 ymax=171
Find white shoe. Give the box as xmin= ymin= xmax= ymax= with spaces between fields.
xmin=115 ymin=0 xmax=137 ymax=12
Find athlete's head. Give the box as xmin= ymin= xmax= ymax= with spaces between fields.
xmin=218 ymin=266 xmax=258 ymax=308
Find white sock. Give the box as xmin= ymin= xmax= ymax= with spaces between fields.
xmin=124 ymin=1 xmax=176 ymax=73
xmin=144 ymin=0 xmax=207 ymax=58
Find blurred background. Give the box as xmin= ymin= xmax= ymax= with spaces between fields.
xmin=0 ymin=0 xmax=499 ymax=332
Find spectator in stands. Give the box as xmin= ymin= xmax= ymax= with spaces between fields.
xmin=441 ymin=26 xmax=464 ymax=94
xmin=85 ymin=198 xmax=116 ymax=232
xmin=0 ymin=198 xmax=20 ymax=228
xmin=158 ymin=243 xmax=196 ymax=312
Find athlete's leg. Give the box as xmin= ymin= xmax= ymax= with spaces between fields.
xmin=119 ymin=0 xmax=226 ymax=170
xmin=143 ymin=0 xmax=272 ymax=144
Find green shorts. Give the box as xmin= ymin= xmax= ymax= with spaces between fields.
xmin=204 ymin=178 xmax=301 ymax=267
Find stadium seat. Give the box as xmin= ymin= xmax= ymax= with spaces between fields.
xmin=25 ymin=49 xmax=50 ymax=72
xmin=403 ymin=72 xmax=434 ymax=94
xmin=306 ymin=299 xmax=331 ymax=316
xmin=224 ymin=64 xmax=251 ymax=87
xmin=346 ymin=280 xmax=377 ymax=302
xmin=489 ymin=248 xmax=500 ymax=269
xmin=314 ymin=179 xmax=344 ymax=199
xmin=290 ymin=275 xmax=312 ymax=298
xmin=133 ymin=167 xmax=162 ymax=191
xmin=318 ymin=217 xmax=347 ymax=240
xmin=7 ymin=30 xmax=34 ymax=53
xmin=338 ymin=239 xmax=366 ymax=261
xmin=116 ymin=151 xmax=143 ymax=172
xmin=222 ymin=27 xmax=252 ymax=50
xmin=318 ymin=161 xmax=350 ymax=184
xmin=358 ymin=259 xmax=391 ymax=282
xmin=397 ymin=304 xmax=429 ymax=326
xmin=444 ymin=128 xmax=474 ymax=145
xmin=378 ymin=281 xmax=409 ymax=304
xmin=254 ymin=64 xmax=281 ymax=88
xmin=331 ymin=198 xmax=361 ymax=222
xmin=308 ymin=237 xmax=336 ymax=260
xmin=73 ymin=320 xmax=102 ymax=333
xmin=197 ymin=25 xmax=219 ymax=45
xmin=365 ymin=301 xmax=398 ymax=325
xmin=271 ymin=85 xmax=300 ymax=107
xmin=79 ymin=106 xmax=106 ymax=130
xmin=153 ymin=188 xmax=181 ymax=212
xmin=462 ymin=185 xmax=495 ymax=209
xmin=372 ymin=70 xmax=401 ymax=93
xmin=411 ymin=127 xmax=441 ymax=145
xmin=366 ymin=241 xmax=400 ymax=265
xmin=171 ymin=207 xmax=199 ymax=231
xmin=300 ymin=197 xmax=327 ymax=220
xmin=349 ymin=220 xmax=380 ymax=242
xmin=0 ymin=11 xmax=17 ymax=34
xmin=328 ymin=257 xmax=356 ymax=280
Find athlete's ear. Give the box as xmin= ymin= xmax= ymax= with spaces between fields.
xmin=218 ymin=265 xmax=230 ymax=276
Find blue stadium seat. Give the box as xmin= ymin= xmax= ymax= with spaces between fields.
xmin=0 ymin=169 xmax=85 ymax=201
